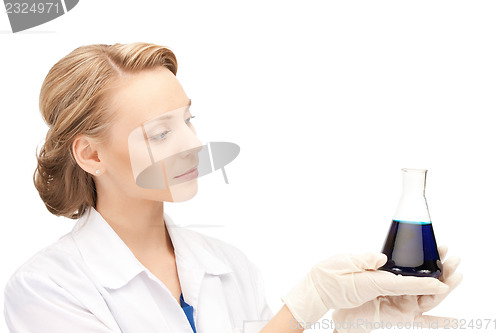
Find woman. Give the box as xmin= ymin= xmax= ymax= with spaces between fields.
xmin=3 ymin=43 xmax=462 ymax=333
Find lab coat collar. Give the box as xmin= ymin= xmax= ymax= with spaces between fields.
xmin=71 ymin=206 xmax=232 ymax=290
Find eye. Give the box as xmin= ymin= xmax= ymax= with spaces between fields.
xmin=186 ymin=115 xmax=196 ymax=124
xmin=148 ymin=130 xmax=170 ymax=143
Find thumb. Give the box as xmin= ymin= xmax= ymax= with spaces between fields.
xmin=374 ymin=253 xmax=388 ymax=269
xmin=312 ymin=252 xmax=388 ymax=274
xmin=349 ymin=252 xmax=388 ymax=271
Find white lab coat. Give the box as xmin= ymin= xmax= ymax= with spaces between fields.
xmin=3 ymin=206 xmax=273 ymax=333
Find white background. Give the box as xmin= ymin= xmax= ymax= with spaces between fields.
xmin=1 ymin=1 xmax=499 ymax=332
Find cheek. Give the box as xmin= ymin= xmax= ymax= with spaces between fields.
xmin=118 ymin=147 xmax=134 ymax=174
xmin=103 ymin=140 xmax=136 ymax=184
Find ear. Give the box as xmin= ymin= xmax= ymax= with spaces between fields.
xmin=72 ymin=134 xmax=104 ymax=176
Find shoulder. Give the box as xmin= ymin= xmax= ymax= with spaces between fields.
xmin=4 ymin=232 xmax=84 ymax=292
xmin=3 ymin=231 xmax=118 ymax=329
xmin=3 ymin=238 xmax=120 ymax=333
xmin=4 ymin=233 xmax=77 ymax=310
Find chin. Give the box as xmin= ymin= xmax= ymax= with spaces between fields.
xmin=137 ymin=178 xmax=199 ymax=203
xmin=167 ymin=179 xmax=199 ymax=202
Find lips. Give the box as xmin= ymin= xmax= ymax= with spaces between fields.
xmin=175 ymin=166 xmax=198 ymax=178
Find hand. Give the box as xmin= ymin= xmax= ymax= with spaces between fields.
xmin=331 ymin=245 xmax=462 ymax=333
xmin=282 ymin=251 xmax=450 ymax=329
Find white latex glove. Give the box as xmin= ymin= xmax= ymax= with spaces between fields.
xmin=331 ymin=245 xmax=462 ymax=333
xmin=281 ymin=252 xmax=450 ymax=329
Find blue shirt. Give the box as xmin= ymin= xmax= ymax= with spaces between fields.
xmin=180 ymin=293 xmax=197 ymax=333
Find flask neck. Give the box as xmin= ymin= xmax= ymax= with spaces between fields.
xmin=402 ymin=168 xmax=427 ymax=197
xmin=394 ymin=168 xmax=431 ymax=223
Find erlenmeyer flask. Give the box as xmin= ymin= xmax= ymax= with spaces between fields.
xmin=379 ymin=168 xmax=443 ymax=278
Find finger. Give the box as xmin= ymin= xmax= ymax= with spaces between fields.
xmin=437 ymin=245 xmax=448 ymax=260
xmin=441 ymin=256 xmax=461 ymax=281
xmin=414 ymin=314 xmax=460 ymax=329
xmin=332 ymin=304 xmax=375 ymax=333
xmin=363 ymin=270 xmax=449 ymax=297
xmin=418 ymin=272 xmax=463 ymax=312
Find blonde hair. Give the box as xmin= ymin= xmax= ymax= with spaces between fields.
xmin=34 ymin=42 xmax=178 ymax=219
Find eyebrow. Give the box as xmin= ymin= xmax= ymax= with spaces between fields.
xmin=149 ymin=99 xmax=192 ymax=122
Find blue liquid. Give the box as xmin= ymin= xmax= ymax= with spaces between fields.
xmin=379 ymin=220 xmax=442 ymax=278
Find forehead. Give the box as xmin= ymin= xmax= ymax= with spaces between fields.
xmin=106 ymin=67 xmax=189 ymax=131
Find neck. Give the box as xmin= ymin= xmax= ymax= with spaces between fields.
xmin=95 ymin=191 xmax=174 ymax=258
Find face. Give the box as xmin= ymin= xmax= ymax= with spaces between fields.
xmin=97 ymin=66 xmax=203 ymax=202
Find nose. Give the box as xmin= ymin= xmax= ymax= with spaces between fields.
xmin=176 ymin=124 xmax=203 ymax=158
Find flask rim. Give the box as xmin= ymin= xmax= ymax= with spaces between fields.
xmin=402 ymin=168 xmax=427 ymax=173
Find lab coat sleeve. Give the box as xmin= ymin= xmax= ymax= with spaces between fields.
xmin=251 ymin=261 xmax=273 ymax=321
xmin=243 ymin=260 xmax=273 ymax=333
xmin=4 ymin=271 xmax=118 ymax=333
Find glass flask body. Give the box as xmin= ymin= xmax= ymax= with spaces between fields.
xmin=379 ymin=168 xmax=443 ymax=278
